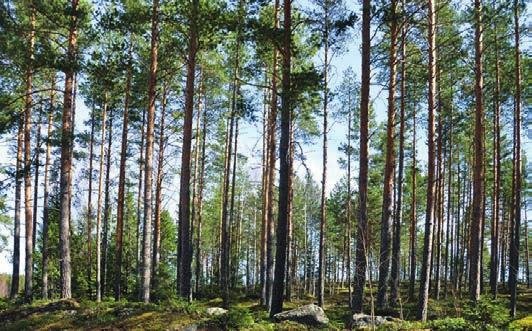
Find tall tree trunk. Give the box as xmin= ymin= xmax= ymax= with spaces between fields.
xmin=23 ymin=5 xmax=35 ymax=302
xmin=286 ymin=117 xmax=295 ymax=301
xmin=265 ymin=0 xmax=279 ymax=308
xmin=318 ymin=0 xmax=329 ymax=307
xmin=220 ymin=114 xmax=234 ymax=304
xmin=417 ymin=0 xmax=436 ymax=320
xmin=114 ymin=40 xmax=133 ymax=301
xmin=353 ymin=0 xmax=370 ymax=314
xmin=178 ymin=0 xmax=198 ymax=301
xmin=346 ymin=86 xmax=353 ymax=307
xmin=408 ymin=102 xmax=416 ymax=300
xmin=102 ymin=107 xmax=114 ymax=296
xmin=191 ymin=74 xmax=203 ymax=296
xmin=194 ymin=98 xmax=207 ymax=295
xmin=58 ymin=0 xmax=79 ymax=299
xmin=96 ymin=94 xmax=108 ymax=302
xmin=377 ymin=0 xmax=398 ymax=309
xmin=32 ymin=111 xmax=42 ymax=255
xmin=136 ymin=108 xmax=146 ymax=299
xmin=444 ymin=101 xmax=453 ymax=299
xmin=10 ymin=115 xmax=23 ymax=299
xmin=489 ymin=13 xmax=501 ymax=297
xmin=229 ymin=117 xmax=240 ymax=288
xmin=87 ymin=108 xmax=95 ymax=299
xmin=469 ymin=0 xmax=484 ymax=303
xmin=266 ymin=0 xmax=280 ymax=309
xmin=434 ymin=94 xmax=444 ymax=300
xmin=269 ymin=0 xmax=291 ymax=316
xmin=153 ymin=81 xmax=167 ymax=287
xmin=260 ymin=71 xmax=269 ymax=305
xmin=509 ymin=0 xmax=522 ymax=317
xmin=142 ymin=0 xmax=159 ymax=303
xmin=390 ymin=7 xmax=405 ymax=305
xmin=41 ymin=77 xmax=55 ymax=300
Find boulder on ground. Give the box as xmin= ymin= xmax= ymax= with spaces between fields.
xmin=350 ymin=313 xmax=401 ymax=329
xmin=205 ymin=307 xmax=228 ymax=316
xmin=273 ymin=304 xmax=329 ymax=327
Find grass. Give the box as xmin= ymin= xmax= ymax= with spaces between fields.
xmin=0 ymin=285 xmax=530 ymax=330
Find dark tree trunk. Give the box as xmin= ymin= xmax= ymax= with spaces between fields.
xmin=489 ymin=15 xmax=501 ymax=297
xmin=178 ymin=0 xmax=199 ymax=300
xmin=318 ymin=0 xmax=330 ymax=307
xmin=269 ymin=0 xmax=291 ymax=316
xmin=353 ymin=0 xmax=370 ymax=314
xmin=469 ymin=0 xmax=484 ymax=303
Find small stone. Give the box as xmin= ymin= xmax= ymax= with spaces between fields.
xmin=205 ymin=307 xmax=228 ymax=316
xmin=350 ymin=313 xmax=401 ymax=329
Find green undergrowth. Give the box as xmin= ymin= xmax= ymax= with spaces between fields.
xmin=0 ymin=287 xmax=530 ymax=330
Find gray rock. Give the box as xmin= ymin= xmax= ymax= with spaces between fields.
xmin=205 ymin=307 xmax=228 ymax=316
xmin=182 ymin=324 xmax=198 ymax=331
xmin=273 ymin=304 xmax=329 ymax=327
xmin=350 ymin=313 xmax=400 ymax=329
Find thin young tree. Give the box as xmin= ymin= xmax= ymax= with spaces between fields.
xmin=96 ymin=94 xmax=108 ymax=302
xmin=10 ymin=115 xmax=23 ymax=299
xmin=41 ymin=77 xmax=55 ymax=300
xmin=489 ymin=1 xmax=501 ymax=298
xmin=153 ymin=81 xmax=167 ymax=287
xmin=114 ymin=38 xmax=133 ymax=301
xmin=509 ymin=0 xmax=522 ymax=317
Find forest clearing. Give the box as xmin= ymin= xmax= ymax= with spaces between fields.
xmin=0 ymin=0 xmax=530 ymax=329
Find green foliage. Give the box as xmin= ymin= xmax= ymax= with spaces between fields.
xmin=429 ymin=317 xmax=470 ymax=331
xmin=161 ymin=298 xmax=200 ymax=315
xmin=461 ymin=297 xmax=512 ymax=331
xmin=203 ymin=307 xmax=255 ymax=330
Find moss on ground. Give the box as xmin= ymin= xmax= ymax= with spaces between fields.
xmin=0 ymin=285 xmax=530 ymax=330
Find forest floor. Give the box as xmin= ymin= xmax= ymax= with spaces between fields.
xmin=0 ymin=285 xmax=531 ymax=330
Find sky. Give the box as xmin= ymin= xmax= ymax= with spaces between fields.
xmin=0 ymin=0 xmax=530 ymax=276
